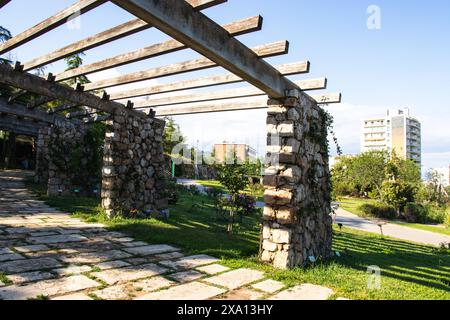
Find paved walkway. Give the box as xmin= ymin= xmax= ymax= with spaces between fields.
xmin=335 ymin=208 xmax=450 ymax=247
xmin=0 ymin=171 xmax=335 ymax=300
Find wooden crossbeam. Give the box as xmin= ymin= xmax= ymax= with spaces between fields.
xmin=0 ymin=0 xmax=11 ymax=9
xmin=22 ymin=0 xmax=226 ymax=71
xmin=0 ymin=63 xmax=147 ymax=119
xmin=54 ymin=16 xmax=262 ymax=82
xmin=27 ymin=96 xmax=54 ymax=109
xmin=111 ymin=0 xmax=300 ymax=99
xmin=110 ymin=61 xmax=309 ymax=101
xmin=83 ymin=41 xmax=288 ymax=91
xmin=0 ymin=97 xmax=66 ymax=124
xmin=83 ymin=114 xmax=110 ymax=123
xmin=131 ymin=79 xmax=330 ymax=109
xmin=152 ymin=93 xmax=342 ymax=116
xmin=47 ymin=103 xmax=80 ymax=114
xmin=0 ymin=114 xmax=43 ymax=137
xmin=0 ymin=0 xmax=107 ymax=55
xmin=7 ymin=90 xmax=28 ymax=104
xmin=66 ymin=108 xmax=90 ymax=119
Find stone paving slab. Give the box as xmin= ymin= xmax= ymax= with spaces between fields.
xmin=28 ymin=234 xmax=88 ymax=244
xmin=0 ymin=275 xmax=100 ymax=300
xmin=169 ymin=270 xmax=204 ymax=283
xmin=196 ymin=264 xmax=230 ymax=275
xmin=133 ymin=277 xmax=174 ymax=292
xmin=0 ymin=257 xmax=62 ymax=274
xmin=52 ymin=293 xmax=93 ymax=300
xmin=251 ymin=279 xmax=285 ymax=293
xmin=270 ymin=284 xmax=334 ymax=300
xmin=123 ymin=244 xmax=180 ymax=256
xmin=217 ymin=288 xmax=264 ymax=300
xmin=0 ymin=253 xmax=24 ymax=262
xmin=14 ymin=244 xmax=49 ymax=253
xmin=0 ymin=248 xmax=14 ymax=255
xmin=96 ymin=260 xmax=131 ymax=270
xmin=136 ymin=281 xmax=226 ymax=300
xmin=7 ymin=271 xmax=55 ymax=285
xmin=93 ymin=284 xmax=131 ymax=300
xmin=159 ymin=254 xmax=219 ymax=270
xmin=91 ymin=263 xmax=169 ymax=285
xmin=53 ymin=265 xmax=92 ymax=276
xmin=60 ymin=249 xmax=132 ymax=264
xmin=203 ymin=268 xmax=265 ymax=290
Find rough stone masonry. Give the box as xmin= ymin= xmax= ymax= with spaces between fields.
xmin=261 ymin=91 xmax=333 ymax=269
xmin=102 ymin=109 xmax=168 ymax=218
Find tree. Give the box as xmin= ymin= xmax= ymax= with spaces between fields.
xmin=64 ymin=53 xmax=89 ymax=85
xmin=350 ymin=150 xmax=388 ymax=196
xmin=331 ymin=155 xmax=358 ymax=196
xmin=163 ymin=117 xmax=185 ymax=156
xmin=0 ymin=26 xmax=11 ymax=43
xmin=381 ymin=180 xmax=417 ymax=216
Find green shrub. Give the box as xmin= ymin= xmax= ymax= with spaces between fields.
xmin=425 ymin=205 xmax=447 ymax=224
xmin=404 ymin=203 xmax=428 ymax=223
xmin=358 ymin=203 xmax=397 ymax=219
xmin=444 ymin=209 xmax=450 ymax=228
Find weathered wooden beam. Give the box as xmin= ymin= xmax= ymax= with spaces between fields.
xmin=111 ymin=0 xmax=300 ymax=99
xmin=22 ymin=0 xmax=227 ymax=71
xmin=27 ymin=96 xmax=54 ymax=109
xmin=132 ymin=79 xmax=329 ymax=109
xmin=110 ymin=61 xmax=309 ymax=101
xmin=47 ymin=103 xmax=80 ymax=114
xmin=310 ymin=93 xmax=342 ymax=104
xmin=0 ymin=116 xmax=42 ymax=137
xmin=84 ymin=41 xmax=288 ymax=91
xmin=54 ymin=16 xmax=262 ymax=81
xmin=0 ymin=63 xmax=147 ymax=119
xmin=0 ymin=0 xmax=107 ymax=55
xmin=152 ymin=92 xmax=342 ymax=116
xmin=0 ymin=97 xmax=66 ymax=124
xmin=66 ymin=108 xmax=90 ymax=119
xmin=83 ymin=114 xmax=110 ymax=123
xmin=0 ymin=0 xmax=11 ymax=9
xmin=7 ymin=90 xmax=28 ymax=104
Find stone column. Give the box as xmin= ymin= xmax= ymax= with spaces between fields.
xmin=261 ymin=91 xmax=333 ymax=269
xmin=101 ymin=109 xmax=167 ymax=218
xmin=35 ymin=126 xmax=50 ymax=184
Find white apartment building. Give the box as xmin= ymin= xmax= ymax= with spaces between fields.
xmin=361 ymin=108 xmax=422 ymax=166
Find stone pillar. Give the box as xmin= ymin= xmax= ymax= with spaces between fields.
xmin=261 ymin=91 xmax=333 ymax=269
xmin=35 ymin=127 xmax=51 ymax=184
xmin=101 ymin=109 xmax=167 ymax=218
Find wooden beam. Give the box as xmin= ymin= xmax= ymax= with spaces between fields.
xmin=0 ymin=0 xmax=11 ymax=9
xmin=0 ymin=63 xmax=147 ymax=119
xmin=54 ymin=15 xmax=262 ymax=81
xmin=132 ymin=79 xmax=328 ymax=109
xmin=7 ymin=90 xmax=28 ymax=104
xmin=110 ymin=61 xmax=309 ymax=101
xmin=84 ymin=41 xmax=288 ymax=91
xmin=0 ymin=115 xmax=42 ymax=137
xmin=22 ymin=0 xmax=227 ymax=71
xmin=0 ymin=0 xmax=107 ymax=55
xmin=111 ymin=0 xmax=300 ymax=98
xmin=153 ymin=93 xmax=342 ymax=116
xmin=47 ymin=103 xmax=80 ymax=114
xmin=310 ymin=93 xmax=342 ymax=104
xmin=27 ymin=96 xmax=54 ymax=109
xmin=0 ymin=97 xmax=66 ymax=124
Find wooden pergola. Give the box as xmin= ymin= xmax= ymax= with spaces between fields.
xmin=0 ymin=0 xmax=340 ymax=125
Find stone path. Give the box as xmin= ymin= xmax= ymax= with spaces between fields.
xmin=335 ymin=208 xmax=450 ymax=247
xmin=0 ymin=170 xmax=336 ymax=300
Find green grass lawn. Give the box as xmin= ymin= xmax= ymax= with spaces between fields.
xmin=338 ymin=197 xmax=450 ymax=236
xmin=27 ymin=181 xmax=450 ymax=300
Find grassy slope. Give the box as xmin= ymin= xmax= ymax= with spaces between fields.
xmin=339 ymin=197 xmax=450 ymax=236
xmin=27 ymin=181 xmax=450 ymax=300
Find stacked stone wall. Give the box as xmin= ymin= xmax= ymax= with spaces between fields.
xmin=261 ymin=93 xmax=333 ymax=269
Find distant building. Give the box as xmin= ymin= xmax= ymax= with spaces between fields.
xmin=214 ymin=143 xmax=257 ymax=163
xmin=433 ymin=166 xmax=450 ymax=187
xmin=361 ymin=108 xmax=421 ymax=166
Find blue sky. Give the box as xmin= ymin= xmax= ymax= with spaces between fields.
xmin=1 ymin=0 xmax=449 ymax=172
